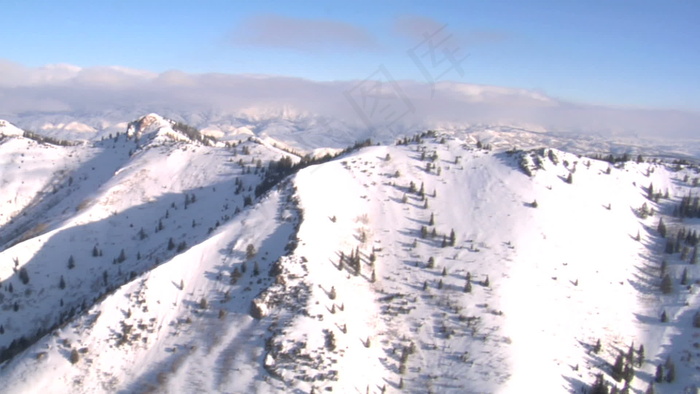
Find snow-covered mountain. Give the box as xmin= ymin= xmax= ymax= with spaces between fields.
xmin=0 ymin=115 xmax=699 ymax=393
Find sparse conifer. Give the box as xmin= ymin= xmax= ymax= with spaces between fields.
xmin=70 ymin=348 xmax=80 ymax=364
xmin=665 ymin=358 xmax=675 ymax=382
xmin=654 ymin=364 xmax=664 ymax=383
xmin=660 ymin=274 xmax=673 ymax=294
xmin=657 ymin=219 xmax=667 ymax=238
xmin=463 ymin=280 xmax=472 ymax=293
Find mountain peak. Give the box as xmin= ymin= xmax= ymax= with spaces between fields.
xmin=125 ymin=113 xmax=215 ymax=146
xmin=0 ymin=119 xmax=24 ymax=137
xmin=126 ymin=113 xmax=171 ymax=138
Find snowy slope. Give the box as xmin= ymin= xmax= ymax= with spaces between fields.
xmin=1 ymin=121 xmax=700 ymax=393
xmin=247 ymin=135 xmax=700 ymax=393
xmin=0 ymin=114 xmax=293 ymax=377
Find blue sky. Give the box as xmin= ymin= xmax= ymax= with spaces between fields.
xmin=1 ymin=0 xmax=698 ymax=111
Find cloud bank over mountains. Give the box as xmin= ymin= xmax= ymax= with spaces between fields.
xmin=0 ymin=59 xmax=697 ymax=139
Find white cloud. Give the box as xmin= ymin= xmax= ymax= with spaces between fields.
xmin=394 ymin=15 xmax=509 ymax=47
xmin=232 ymin=14 xmax=380 ymax=52
xmin=0 ymin=60 xmax=698 ymax=140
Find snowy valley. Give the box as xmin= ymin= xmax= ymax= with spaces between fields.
xmin=0 ymin=115 xmax=699 ymax=394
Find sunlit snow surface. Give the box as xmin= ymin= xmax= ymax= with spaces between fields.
xmin=0 ymin=117 xmax=699 ymax=393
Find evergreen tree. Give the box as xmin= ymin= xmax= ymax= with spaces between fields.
xmin=92 ymin=245 xmax=100 ymax=257
xmin=429 ymin=213 xmax=435 ymax=226
xmin=660 ymin=310 xmax=668 ymax=322
xmin=691 ymin=246 xmax=699 ymax=264
xmin=463 ymin=280 xmax=472 ymax=293
xmin=483 ymin=275 xmax=490 ymax=287
xmin=654 ymin=364 xmax=664 ymax=383
xmin=566 ymin=173 xmax=573 ymax=184
xmin=252 ymin=261 xmax=260 ymax=276
xmin=449 ymin=229 xmax=456 ymax=246
xmin=693 ymin=310 xmax=700 ymax=328
xmin=626 ymin=343 xmax=635 ymax=364
xmin=70 ymin=348 xmax=80 ymax=364
xmin=19 ymin=268 xmax=29 ymax=285
xmin=681 ymin=268 xmax=688 ymax=285
xmin=59 ymin=275 xmax=66 ymax=290
xmin=612 ymin=353 xmax=625 ymax=382
xmin=623 ymin=364 xmax=634 ymax=384
xmin=168 ymin=238 xmax=175 ymax=250
xmin=441 ymin=267 xmax=447 ymax=277
xmin=593 ymin=338 xmax=602 ymax=354
xmin=660 ymin=260 xmax=667 ymax=277
xmin=665 ymin=357 xmax=675 ymax=383
xmin=117 ymin=249 xmax=126 ymax=263
xmin=637 ymin=344 xmax=645 ymax=367
xmin=67 ymin=255 xmax=75 ymax=269
xmin=657 ymin=218 xmax=667 ymax=238
xmin=427 ymin=257 xmax=435 ymax=269
xmin=590 ymin=374 xmax=609 ymax=394
xmin=660 ymin=274 xmax=673 ymax=294
xmin=420 ymin=226 xmax=428 ymax=239
xmin=246 ymin=244 xmax=256 ymax=259
xmin=230 ymin=268 xmax=241 ymax=285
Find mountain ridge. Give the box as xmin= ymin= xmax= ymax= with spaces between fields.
xmin=0 ymin=117 xmax=699 ymax=393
